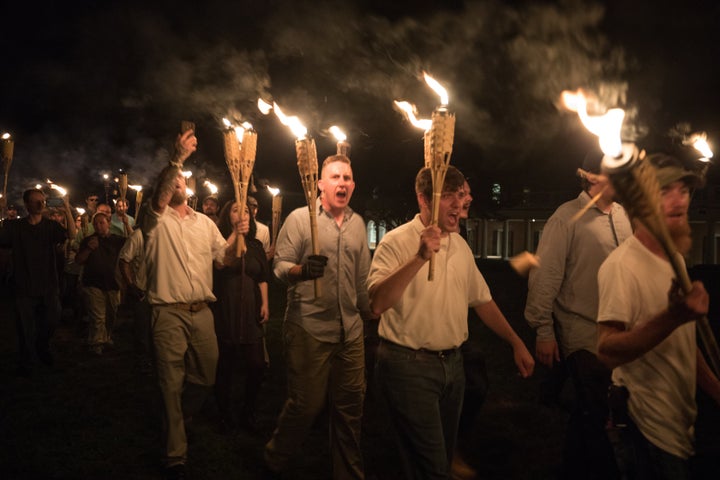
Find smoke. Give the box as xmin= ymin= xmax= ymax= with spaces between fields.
xmin=2 ymin=0 xmax=636 ymax=205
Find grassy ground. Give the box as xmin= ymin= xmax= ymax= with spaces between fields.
xmin=1 ymin=260 xmax=718 ymax=479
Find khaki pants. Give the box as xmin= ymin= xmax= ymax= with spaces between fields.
xmin=152 ymin=305 xmax=219 ymax=467
xmin=265 ymin=321 xmax=366 ymax=479
xmin=84 ymin=287 xmax=120 ymax=347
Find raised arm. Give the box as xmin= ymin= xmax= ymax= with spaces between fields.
xmin=63 ymin=195 xmax=77 ymax=240
xmin=151 ymin=129 xmax=197 ymax=214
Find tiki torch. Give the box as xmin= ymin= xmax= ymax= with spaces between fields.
xmin=268 ymin=102 xmax=322 ymax=298
xmin=561 ymin=89 xmax=720 ymax=376
xmin=130 ymin=185 xmax=143 ymax=212
xmin=268 ymin=186 xmax=282 ymax=248
xmin=118 ymin=171 xmax=128 ymax=204
xmin=394 ymin=72 xmax=456 ymax=280
xmin=102 ymin=174 xmax=111 ymax=204
xmin=222 ymin=119 xmax=258 ymax=256
xmin=204 ymin=180 xmax=219 ymax=197
xmin=330 ymin=126 xmax=351 ymax=156
xmin=2 ymin=132 xmax=14 ymax=215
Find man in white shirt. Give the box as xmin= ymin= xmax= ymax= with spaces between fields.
xmin=141 ymin=128 xmax=233 ymax=480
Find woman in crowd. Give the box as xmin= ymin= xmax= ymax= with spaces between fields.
xmin=214 ymin=200 xmax=270 ymax=433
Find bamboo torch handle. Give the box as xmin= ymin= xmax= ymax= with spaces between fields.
xmin=309 ymin=210 xmax=322 ymax=299
xmin=427 ymin=191 xmax=442 ymax=281
xmin=669 ymin=251 xmax=720 ymax=376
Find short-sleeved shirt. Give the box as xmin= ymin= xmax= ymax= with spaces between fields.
xmin=368 ymin=215 xmax=492 ymax=351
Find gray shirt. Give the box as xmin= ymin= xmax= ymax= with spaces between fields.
xmin=525 ymin=191 xmax=632 ymax=356
xmin=273 ymin=200 xmax=371 ymax=343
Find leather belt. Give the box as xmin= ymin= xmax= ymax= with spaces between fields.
xmin=168 ymin=301 xmax=208 ymax=313
xmin=381 ymin=338 xmax=458 ymax=359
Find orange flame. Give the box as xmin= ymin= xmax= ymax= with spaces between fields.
xmin=561 ymin=89 xmax=624 ymax=158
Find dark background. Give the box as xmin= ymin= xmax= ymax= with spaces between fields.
xmin=1 ymin=0 xmax=719 ymax=218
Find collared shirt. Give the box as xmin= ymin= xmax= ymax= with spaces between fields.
xmin=142 ymin=204 xmax=228 ymax=305
xmin=256 ymin=221 xmax=271 ymax=251
xmin=110 ymin=213 xmax=135 ymax=237
xmin=367 ymin=215 xmax=492 ymax=351
xmin=525 ymin=191 xmax=632 ymax=356
xmin=273 ymin=200 xmax=371 ymax=343
xmin=118 ymin=228 xmax=146 ymax=290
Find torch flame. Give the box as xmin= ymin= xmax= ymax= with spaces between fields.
xmin=273 ymin=103 xmax=308 ymax=140
xmin=258 ymin=99 xmax=273 ymax=115
xmin=204 ymin=180 xmax=218 ymax=195
xmin=1 ymin=133 xmax=10 ymax=140
xmin=50 ymin=183 xmax=67 ymax=196
xmin=329 ymin=126 xmax=347 ymax=142
xmin=685 ymin=133 xmax=714 ymax=161
xmin=35 ymin=184 xmax=43 ymax=190
xmin=423 ymin=72 xmax=449 ymax=106
xmin=186 ymin=188 xmax=194 ymax=197
xmin=103 ymin=174 xmax=109 ymax=180
xmin=129 ymin=185 xmax=143 ymax=192
xmin=394 ymin=101 xmax=432 ymax=131
xmin=267 ymin=186 xmax=280 ymax=196
xmin=561 ymin=90 xmax=625 ymax=158
xmin=182 ymin=170 xmax=193 ymax=178
xmin=222 ymin=118 xmax=232 ymax=128
xmin=77 ymin=207 xmax=86 ymax=215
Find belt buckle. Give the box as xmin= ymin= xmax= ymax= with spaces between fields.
xmin=437 ymin=350 xmax=445 ymax=359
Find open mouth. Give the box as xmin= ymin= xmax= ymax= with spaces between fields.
xmin=336 ymin=190 xmax=347 ymax=199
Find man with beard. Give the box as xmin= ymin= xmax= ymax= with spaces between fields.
xmin=368 ymin=166 xmax=534 ymax=479
xmin=201 ymin=196 xmax=220 ymax=225
xmin=264 ymin=154 xmax=373 ymax=479
xmin=110 ymin=198 xmax=135 ymax=237
xmin=525 ymin=151 xmax=631 ymax=480
xmin=597 ymin=152 xmax=720 ymax=479
xmin=141 ymin=128 xmax=233 ymax=480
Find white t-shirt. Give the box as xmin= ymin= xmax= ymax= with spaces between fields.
xmin=598 ymin=235 xmax=697 ymax=458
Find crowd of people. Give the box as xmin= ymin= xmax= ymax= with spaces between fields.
xmin=1 ymin=126 xmax=718 ymax=480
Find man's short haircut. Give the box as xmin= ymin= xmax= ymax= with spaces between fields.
xmin=321 ymin=154 xmax=351 ymax=172
xmin=23 ymin=188 xmax=44 ymax=204
xmin=415 ymin=166 xmax=465 ymax=200
xmin=202 ymin=196 xmax=219 ymax=207
xmin=91 ymin=211 xmax=110 ymax=225
xmin=247 ymin=195 xmax=259 ymax=208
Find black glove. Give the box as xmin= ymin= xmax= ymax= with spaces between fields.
xmin=300 ymin=255 xmax=328 ymax=280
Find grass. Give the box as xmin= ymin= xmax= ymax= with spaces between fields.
xmin=1 ymin=260 xmax=718 ymax=479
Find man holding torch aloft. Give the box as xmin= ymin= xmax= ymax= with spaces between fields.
xmin=140 ymin=128 xmax=234 ymax=480
xmin=597 ymin=152 xmax=720 ymax=479
xmin=264 ymin=154 xmax=373 ymax=479
xmin=368 ymin=165 xmax=534 ymax=479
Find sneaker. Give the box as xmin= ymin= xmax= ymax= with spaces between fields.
xmin=165 ymin=463 xmax=188 ymax=480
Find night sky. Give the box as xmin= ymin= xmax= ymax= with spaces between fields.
xmin=1 ymin=0 xmax=719 ymax=217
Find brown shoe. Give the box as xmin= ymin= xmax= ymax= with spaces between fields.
xmin=451 ymin=451 xmax=477 ymax=480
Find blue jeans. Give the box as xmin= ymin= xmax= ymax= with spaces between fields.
xmin=374 ymin=339 xmax=465 ymax=480
xmin=608 ymin=415 xmax=690 ymax=480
